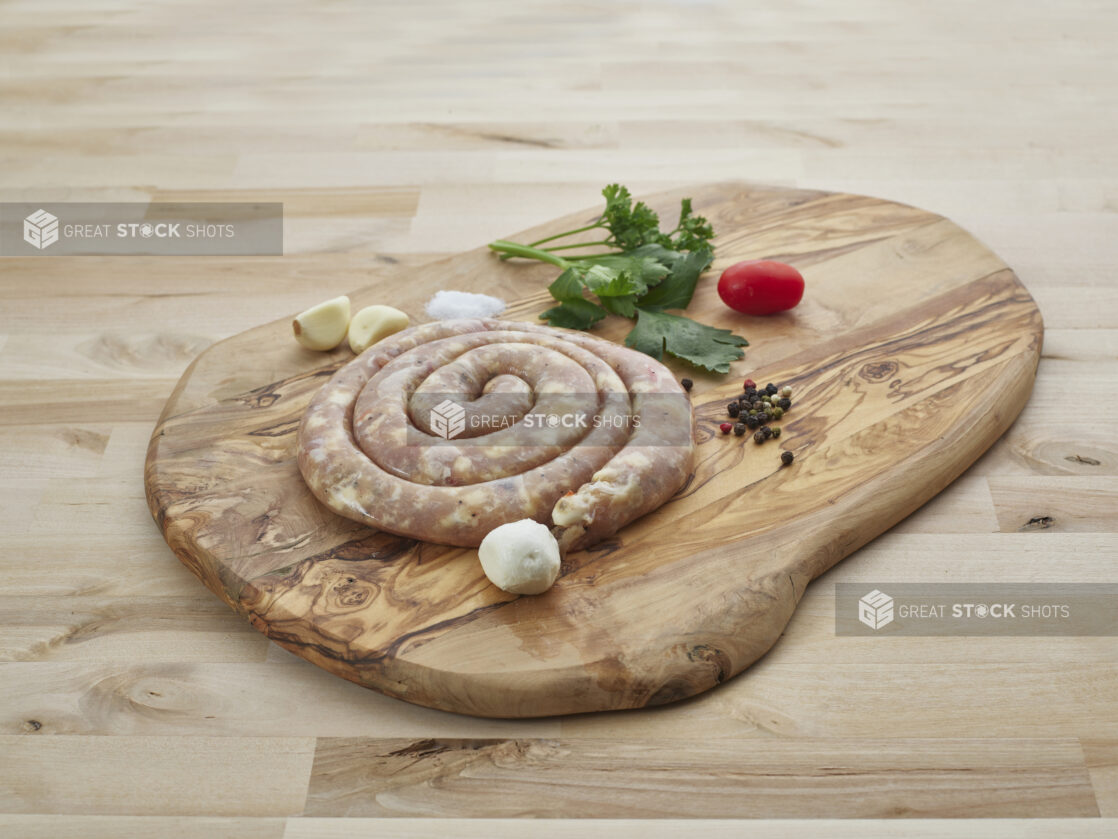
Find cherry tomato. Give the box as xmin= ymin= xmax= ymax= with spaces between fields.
xmin=717 ymin=260 xmax=804 ymax=315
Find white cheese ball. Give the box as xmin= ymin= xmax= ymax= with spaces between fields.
xmin=477 ymin=519 xmax=561 ymax=595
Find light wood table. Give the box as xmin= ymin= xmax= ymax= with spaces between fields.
xmin=1 ymin=1 xmax=1115 ymax=836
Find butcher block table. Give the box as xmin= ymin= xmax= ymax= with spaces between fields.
xmin=2 ymin=1 xmax=1116 ymax=837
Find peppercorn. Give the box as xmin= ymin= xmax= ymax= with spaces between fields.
xmin=752 ymin=400 xmax=764 ymax=410
xmin=748 ymin=408 xmax=758 ymax=416
xmin=761 ymin=425 xmax=773 ymax=439
xmin=781 ymin=385 xmax=792 ymax=397
xmin=681 ymin=378 xmax=693 ymax=392
xmin=758 ymin=412 xmax=771 ymax=424
xmin=746 ymin=415 xmax=759 ymax=429
xmin=761 ymin=394 xmax=772 ymax=404
xmin=753 ymin=430 xmax=765 ymax=444
xmin=733 ymin=421 xmax=747 ymax=437
xmin=781 ymin=450 xmax=794 ymax=466
xmin=772 ymin=426 xmax=781 ymax=438
xmin=771 ymin=406 xmax=783 ymax=420
xmin=765 ymin=383 xmax=778 ymax=395
xmin=778 ymin=397 xmax=791 ymax=411
xmin=720 ymin=422 xmax=732 ymax=435
xmin=743 ymin=378 xmax=756 ymax=390
xmin=727 ymin=402 xmax=740 ymax=418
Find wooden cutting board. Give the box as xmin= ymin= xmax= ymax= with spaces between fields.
xmin=144 ymin=183 xmax=1043 ymax=718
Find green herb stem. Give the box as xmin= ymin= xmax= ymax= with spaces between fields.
xmin=527 ymin=222 xmax=603 ymax=248
xmin=487 ymin=240 xmax=570 ymax=269
xmin=539 ymin=240 xmax=613 ymax=253
xmin=559 ymin=251 xmax=624 ymax=260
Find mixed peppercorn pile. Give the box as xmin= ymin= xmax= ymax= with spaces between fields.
xmin=717 ymin=378 xmax=795 ymax=466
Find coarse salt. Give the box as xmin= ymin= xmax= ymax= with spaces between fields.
xmin=425 ymin=290 xmax=507 ymax=320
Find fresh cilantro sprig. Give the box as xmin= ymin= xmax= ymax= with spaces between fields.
xmin=488 ymin=185 xmax=747 ymax=373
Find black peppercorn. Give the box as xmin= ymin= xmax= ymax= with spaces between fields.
xmin=733 ymin=422 xmax=747 ymax=436
xmin=727 ymin=402 xmax=740 ymax=418
xmin=778 ymin=397 xmax=791 ymax=411
xmin=758 ymin=412 xmax=771 ymax=424
xmin=781 ymin=450 xmax=794 ymax=466
xmin=765 ymin=383 xmax=778 ymax=395
xmin=753 ymin=430 xmax=765 ymax=444
xmin=761 ymin=425 xmax=773 ymax=439
xmin=681 ymin=378 xmax=693 ymax=392
xmin=746 ymin=414 xmax=759 ymax=429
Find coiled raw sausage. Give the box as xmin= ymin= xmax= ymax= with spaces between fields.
xmin=296 ymin=318 xmax=693 ymax=552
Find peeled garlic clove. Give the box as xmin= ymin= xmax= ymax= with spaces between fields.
xmin=293 ymin=295 xmax=351 ymax=351
xmin=477 ymin=519 xmax=561 ymax=595
xmin=348 ymin=304 xmax=410 ymax=354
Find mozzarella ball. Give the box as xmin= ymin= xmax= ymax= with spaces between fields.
xmin=477 ymin=519 xmax=561 ymax=595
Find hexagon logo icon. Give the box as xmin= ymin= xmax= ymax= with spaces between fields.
xmin=24 ymin=209 xmax=59 ymax=250
xmin=858 ymin=589 xmax=894 ymax=630
xmin=429 ymin=399 xmax=466 ymax=440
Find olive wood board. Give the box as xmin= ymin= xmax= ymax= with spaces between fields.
xmin=145 ymin=183 xmax=1043 ymax=718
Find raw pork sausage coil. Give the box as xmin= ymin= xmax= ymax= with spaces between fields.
xmin=297 ymin=318 xmax=694 ymax=552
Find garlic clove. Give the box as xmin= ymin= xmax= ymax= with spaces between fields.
xmin=348 ymin=304 xmax=410 ymax=354
xmin=293 ymin=295 xmax=351 ymax=351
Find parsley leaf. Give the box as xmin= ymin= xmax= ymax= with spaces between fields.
xmin=625 ymin=308 xmax=748 ymax=373
xmin=577 ymin=250 xmax=671 ymax=295
xmin=540 ymin=298 xmax=608 ymax=330
xmin=540 ymin=267 xmax=608 ymax=329
xmin=580 ymin=264 xmax=638 ymax=298
xmin=599 ymin=294 xmax=638 ymax=318
xmin=547 ymin=267 xmax=585 ymax=303
xmin=488 ymin=184 xmax=747 ymax=374
xmin=600 ymin=184 xmax=667 ymax=250
xmin=671 ymin=198 xmax=716 ymax=253
xmin=635 ymin=246 xmax=713 ymax=311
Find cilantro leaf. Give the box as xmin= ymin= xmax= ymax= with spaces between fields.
xmin=635 ymin=246 xmax=713 ymax=311
xmin=625 ymin=308 xmax=748 ymax=373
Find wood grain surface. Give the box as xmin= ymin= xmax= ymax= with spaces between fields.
xmin=3 ymin=0 xmax=1117 ymax=832
xmin=144 ymin=183 xmax=1043 ymax=717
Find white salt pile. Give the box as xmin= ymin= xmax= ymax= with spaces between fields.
xmin=425 ymin=289 xmax=507 ymax=320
